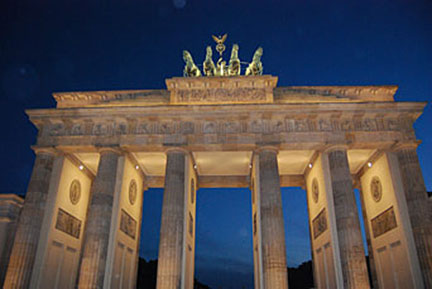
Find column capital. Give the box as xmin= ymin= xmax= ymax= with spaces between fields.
xmin=390 ymin=141 xmax=420 ymax=152
xmin=254 ymin=146 xmax=279 ymax=155
xmin=97 ymin=146 xmax=124 ymax=155
xmin=164 ymin=147 xmax=191 ymax=156
xmin=31 ymin=146 xmax=62 ymax=156
xmin=322 ymin=144 xmax=349 ymax=154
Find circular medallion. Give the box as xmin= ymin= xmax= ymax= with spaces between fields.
xmin=370 ymin=176 xmax=382 ymax=203
xmin=190 ymin=179 xmax=195 ymax=204
xmin=129 ymin=179 xmax=137 ymax=205
xmin=69 ymin=179 xmax=81 ymax=205
xmin=312 ymin=178 xmax=319 ymax=203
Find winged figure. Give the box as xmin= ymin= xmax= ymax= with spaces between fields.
xmin=203 ymin=46 xmax=216 ymax=76
xmin=228 ymin=44 xmax=241 ymax=76
xmin=212 ymin=34 xmax=228 ymax=56
xmin=183 ymin=50 xmax=201 ymax=77
xmin=245 ymin=47 xmax=263 ymax=76
xmin=212 ymin=34 xmax=227 ymax=45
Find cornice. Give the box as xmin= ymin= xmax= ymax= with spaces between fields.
xmin=26 ymin=101 xmax=427 ymax=120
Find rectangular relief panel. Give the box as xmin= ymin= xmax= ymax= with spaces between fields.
xmin=376 ymin=246 xmax=395 ymax=289
xmin=55 ymin=208 xmax=82 ymax=239
xmin=112 ymin=242 xmax=125 ymax=289
xmin=122 ymin=248 xmax=134 ymax=289
xmin=166 ymin=76 xmax=277 ymax=105
xmin=312 ymin=208 xmax=328 ymax=239
xmin=41 ymin=240 xmax=63 ymax=286
xmin=59 ymin=246 xmax=78 ymax=289
xmin=120 ymin=209 xmax=137 ymax=240
xmin=316 ymin=248 xmax=326 ymax=289
xmin=371 ymin=206 xmax=397 ymax=238
xmin=324 ymin=242 xmax=336 ymax=289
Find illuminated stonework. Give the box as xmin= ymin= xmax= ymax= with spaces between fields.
xmin=370 ymin=176 xmax=382 ymax=203
xmin=2 ymin=74 xmax=432 ymax=289
xmin=128 ymin=179 xmax=137 ymax=205
xmin=312 ymin=178 xmax=319 ymax=203
xmin=69 ymin=179 xmax=81 ymax=205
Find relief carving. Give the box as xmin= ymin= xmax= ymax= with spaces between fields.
xmin=180 ymin=121 xmax=194 ymax=134
xmin=157 ymin=122 xmax=174 ymax=134
xmin=71 ymin=123 xmax=84 ymax=135
xmin=248 ymin=120 xmax=261 ymax=133
xmin=318 ymin=119 xmax=332 ymax=131
xmin=271 ymin=120 xmax=285 ymax=133
xmin=340 ymin=119 xmax=354 ymax=131
xmin=370 ymin=176 xmax=383 ymax=203
xmin=43 ymin=115 xmax=408 ymax=140
xmin=386 ymin=119 xmax=399 ymax=130
xmin=92 ymin=123 xmax=109 ymax=136
xmin=55 ymin=208 xmax=82 ymax=239
xmin=136 ymin=122 xmax=153 ymax=134
xmin=176 ymin=87 xmax=267 ymax=104
xmin=362 ymin=118 xmax=377 ymax=131
xmin=49 ymin=123 xmax=65 ymax=136
xmin=114 ymin=122 xmax=128 ymax=135
xmin=69 ymin=179 xmax=81 ymax=205
xmin=224 ymin=121 xmax=241 ymax=134
xmin=312 ymin=208 xmax=327 ymax=239
xmin=120 ymin=209 xmax=137 ymax=239
xmin=203 ymin=121 xmax=217 ymax=134
xmin=371 ymin=206 xmax=397 ymax=238
xmin=294 ymin=119 xmax=308 ymax=132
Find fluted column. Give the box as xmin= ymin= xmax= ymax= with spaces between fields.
xmin=77 ymin=148 xmax=123 ymax=289
xmin=4 ymin=149 xmax=58 ymax=289
xmin=256 ymin=149 xmax=288 ymax=289
xmin=358 ymin=183 xmax=378 ymax=289
xmin=156 ymin=150 xmax=187 ymax=289
xmin=324 ymin=148 xmax=370 ymax=289
xmin=394 ymin=147 xmax=432 ymax=288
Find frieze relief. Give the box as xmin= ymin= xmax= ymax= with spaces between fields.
xmin=371 ymin=206 xmax=398 ymax=238
xmin=55 ymin=208 xmax=82 ymax=239
xmin=312 ymin=208 xmax=327 ymax=239
xmin=175 ymin=87 xmax=268 ymax=104
xmin=120 ymin=209 xmax=137 ymax=240
xmin=43 ymin=116 xmax=413 ymax=138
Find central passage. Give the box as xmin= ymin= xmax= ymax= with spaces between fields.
xmin=195 ymin=188 xmax=254 ymax=289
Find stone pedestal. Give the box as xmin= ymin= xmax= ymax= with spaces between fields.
xmin=4 ymin=151 xmax=57 ymax=289
xmin=325 ymin=149 xmax=370 ymax=289
xmin=77 ymin=149 xmax=123 ymax=289
xmin=156 ymin=150 xmax=190 ymax=289
xmin=395 ymin=148 xmax=432 ymax=288
xmin=256 ymin=149 xmax=288 ymax=289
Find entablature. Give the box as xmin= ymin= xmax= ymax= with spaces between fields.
xmin=52 ymin=76 xmax=398 ymax=108
xmin=27 ymin=103 xmax=423 ymax=151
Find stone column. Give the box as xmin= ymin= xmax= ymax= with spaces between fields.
xmin=4 ymin=149 xmax=58 ymax=289
xmin=0 ymin=195 xmax=24 ymax=287
xmin=156 ymin=150 xmax=187 ymax=289
xmin=324 ymin=148 xmax=370 ymax=289
xmin=256 ymin=149 xmax=288 ymax=289
xmin=77 ymin=148 xmax=123 ymax=289
xmin=394 ymin=147 xmax=432 ymax=288
xmin=358 ymin=183 xmax=378 ymax=289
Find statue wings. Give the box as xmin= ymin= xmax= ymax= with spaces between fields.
xmin=212 ymin=34 xmax=227 ymax=44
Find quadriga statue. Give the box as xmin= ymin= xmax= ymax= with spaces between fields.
xmin=245 ymin=47 xmax=263 ymax=76
xmin=228 ymin=44 xmax=241 ymax=76
xmin=183 ymin=50 xmax=201 ymax=77
xmin=203 ymin=46 xmax=216 ymax=76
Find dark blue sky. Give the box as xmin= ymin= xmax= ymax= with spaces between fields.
xmin=1 ymin=0 xmax=431 ymax=288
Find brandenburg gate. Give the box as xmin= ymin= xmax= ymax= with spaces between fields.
xmin=3 ymin=39 xmax=432 ymax=289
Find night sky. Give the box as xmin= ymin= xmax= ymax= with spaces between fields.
xmin=1 ymin=0 xmax=431 ymax=288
